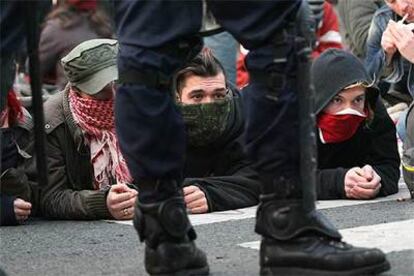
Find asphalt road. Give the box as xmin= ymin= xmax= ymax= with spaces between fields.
xmin=1 ymin=192 xmax=413 ymax=276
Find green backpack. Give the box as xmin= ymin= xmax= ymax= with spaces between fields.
xmin=402 ymin=103 xmax=414 ymax=199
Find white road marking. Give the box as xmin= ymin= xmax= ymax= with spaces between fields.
xmin=108 ymin=183 xmax=411 ymax=226
xmin=239 ymin=219 xmax=414 ymax=254
xmin=315 ymin=182 xmax=410 ymax=209
xmin=109 ymin=207 xmax=257 ymax=226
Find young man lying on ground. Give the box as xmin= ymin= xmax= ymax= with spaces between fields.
xmin=175 ymin=49 xmax=261 ymax=213
xmin=38 ymin=42 xmax=259 ymax=220
xmin=312 ymin=49 xmax=400 ymax=199
xmin=38 ymin=39 xmax=137 ymax=220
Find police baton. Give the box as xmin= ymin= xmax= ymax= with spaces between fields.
xmin=297 ymin=41 xmax=317 ymax=213
xmin=24 ymin=0 xmax=49 ymax=188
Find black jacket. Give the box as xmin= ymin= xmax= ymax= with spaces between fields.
xmin=1 ymin=111 xmax=36 ymax=225
xmin=312 ymin=49 xmax=400 ymax=199
xmin=38 ymin=88 xmax=112 ymax=220
xmin=183 ymin=89 xmax=261 ymax=211
xmin=317 ymin=99 xmax=400 ymax=199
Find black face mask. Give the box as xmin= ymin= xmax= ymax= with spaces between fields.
xmin=178 ymin=96 xmax=233 ymax=147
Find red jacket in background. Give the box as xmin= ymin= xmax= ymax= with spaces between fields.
xmin=237 ymin=2 xmax=343 ymax=89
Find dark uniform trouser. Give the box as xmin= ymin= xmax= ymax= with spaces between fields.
xmin=115 ymin=0 xmax=304 ymax=202
xmin=1 ymin=1 xmax=25 ymax=180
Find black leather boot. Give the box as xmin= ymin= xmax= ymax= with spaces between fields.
xmin=256 ymin=195 xmax=390 ymax=275
xmin=133 ymin=196 xmax=209 ymax=276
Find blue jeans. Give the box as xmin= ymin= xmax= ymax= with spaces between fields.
xmin=204 ymin=32 xmax=238 ymax=86
xmin=397 ymin=109 xmax=408 ymax=142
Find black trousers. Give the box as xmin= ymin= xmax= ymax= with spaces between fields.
xmin=114 ymin=0 xmax=302 ymax=198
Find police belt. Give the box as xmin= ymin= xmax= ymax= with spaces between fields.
xmin=249 ymin=71 xmax=296 ymax=92
xmin=118 ymin=69 xmax=171 ymax=90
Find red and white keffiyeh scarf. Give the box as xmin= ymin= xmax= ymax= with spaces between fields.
xmin=69 ymin=88 xmax=132 ymax=190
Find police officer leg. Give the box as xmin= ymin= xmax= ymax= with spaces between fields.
xmin=208 ymin=1 xmax=390 ymax=275
xmin=117 ymin=37 xmax=209 ymax=276
xmin=115 ymin=1 xmax=208 ymax=275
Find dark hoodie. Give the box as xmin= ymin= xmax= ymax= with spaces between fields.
xmin=1 ymin=110 xmax=36 ymax=226
xmin=182 ymin=88 xmax=261 ymax=211
xmin=312 ymin=49 xmax=400 ymax=199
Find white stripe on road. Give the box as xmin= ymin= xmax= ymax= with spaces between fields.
xmin=315 ymin=183 xmax=410 ymax=210
xmin=109 ymin=206 xmax=257 ymax=226
xmin=108 ymin=183 xmax=410 ymax=227
xmin=239 ymin=219 xmax=414 ymax=254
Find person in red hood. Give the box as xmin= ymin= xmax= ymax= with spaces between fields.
xmin=312 ymin=49 xmax=400 ymax=200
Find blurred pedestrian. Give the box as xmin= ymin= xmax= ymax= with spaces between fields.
xmin=365 ymin=0 xmax=414 ymax=98
xmin=336 ymin=0 xmax=384 ymax=59
xmin=39 ymin=0 xmax=113 ymax=90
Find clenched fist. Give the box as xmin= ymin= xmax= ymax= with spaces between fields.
xmin=344 ymin=165 xmax=381 ymax=199
xmin=106 ymin=184 xmax=138 ymax=220
xmin=14 ymin=198 xmax=32 ymax=222
xmin=183 ymin=185 xmax=209 ymax=214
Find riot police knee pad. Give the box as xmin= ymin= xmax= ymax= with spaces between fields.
xmin=255 ymin=194 xmax=341 ymax=241
xmin=133 ymin=194 xmax=209 ymax=275
xmin=134 ymin=196 xmax=197 ymax=249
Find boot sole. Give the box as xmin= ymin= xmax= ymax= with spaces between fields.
xmin=261 ymin=260 xmax=390 ymax=276
xmin=150 ymin=266 xmax=209 ymax=276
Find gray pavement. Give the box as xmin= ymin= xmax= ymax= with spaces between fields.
xmin=1 ymin=199 xmax=413 ymax=276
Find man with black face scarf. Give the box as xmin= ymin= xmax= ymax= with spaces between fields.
xmin=115 ymin=1 xmax=391 ymax=275
xmin=175 ymin=49 xmax=261 ymax=214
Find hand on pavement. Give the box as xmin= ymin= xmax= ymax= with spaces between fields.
xmin=183 ymin=185 xmax=209 ymax=214
xmin=106 ymin=184 xmax=138 ymax=220
xmin=345 ymin=165 xmax=381 ymax=199
xmin=14 ymin=198 xmax=32 ymax=222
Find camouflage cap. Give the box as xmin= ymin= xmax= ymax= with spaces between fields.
xmin=61 ymin=39 xmax=118 ymax=95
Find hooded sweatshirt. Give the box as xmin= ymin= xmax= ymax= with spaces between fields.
xmin=182 ymin=88 xmax=261 ymax=211
xmin=312 ymin=49 xmax=400 ymax=199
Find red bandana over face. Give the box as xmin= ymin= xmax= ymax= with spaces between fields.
xmin=69 ymin=88 xmax=132 ymax=189
xmin=317 ymin=108 xmax=367 ymax=144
